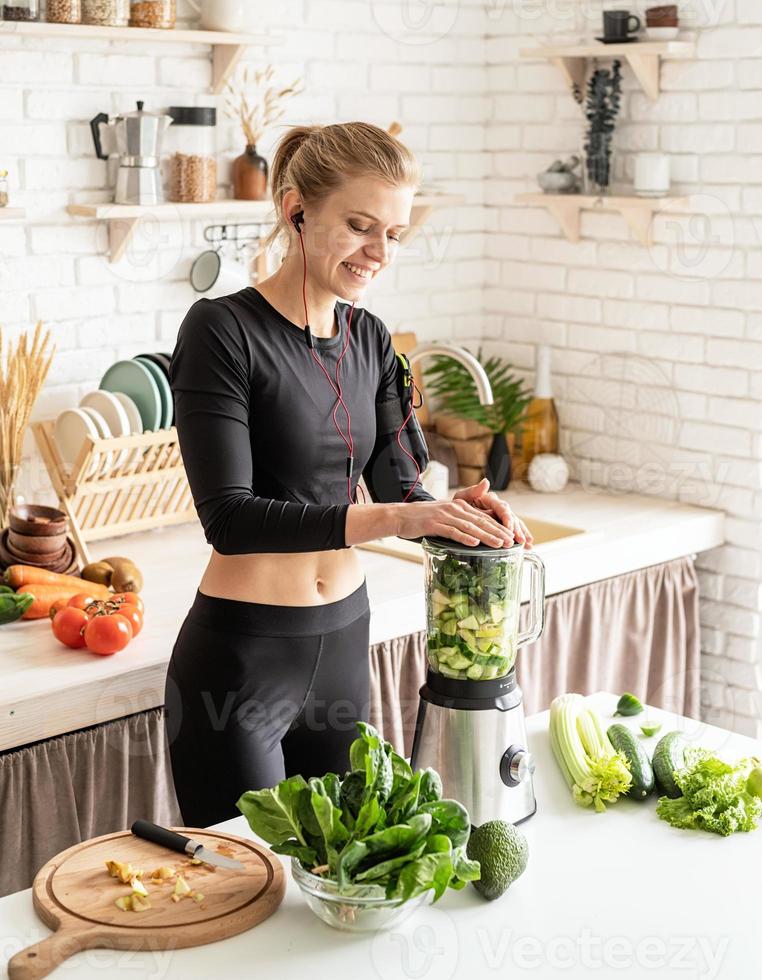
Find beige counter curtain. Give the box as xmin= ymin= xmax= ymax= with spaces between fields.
xmin=1 ymin=557 xmax=698 ymax=897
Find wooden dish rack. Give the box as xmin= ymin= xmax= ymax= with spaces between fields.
xmin=33 ymin=421 xmax=196 ymax=566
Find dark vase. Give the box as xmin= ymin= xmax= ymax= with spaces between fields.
xmin=233 ymin=144 xmax=268 ymax=200
xmin=486 ymin=431 xmax=512 ymax=490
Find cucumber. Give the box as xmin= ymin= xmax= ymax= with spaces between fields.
xmin=607 ymin=723 xmax=655 ymax=801
xmin=651 ymin=731 xmax=686 ymax=799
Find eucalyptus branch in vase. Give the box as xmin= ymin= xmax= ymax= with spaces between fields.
xmin=422 ymin=348 xmax=532 ymax=490
xmin=582 ymin=59 xmax=622 ymax=194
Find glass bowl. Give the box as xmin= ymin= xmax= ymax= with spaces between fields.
xmin=291 ymin=859 xmax=433 ymax=932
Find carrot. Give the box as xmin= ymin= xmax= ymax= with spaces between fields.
xmin=4 ymin=565 xmax=104 ymax=592
xmin=20 ymin=583 xmax=111 ymax=619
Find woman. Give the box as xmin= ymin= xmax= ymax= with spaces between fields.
xmin=164 ymin=121 xmax=533 ymax=827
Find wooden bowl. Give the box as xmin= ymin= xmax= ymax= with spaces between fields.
xmin=0 ymin=529 xmax=74 ymax=573
xmin=7 ymin=528 xmax=67 ymax=556
xmin=8 ymin=504 xmax=68 ymax=537
xmin=5 ymin=538 xmax=68 ymax=566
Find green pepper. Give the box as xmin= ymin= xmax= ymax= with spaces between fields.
xmin=0 ymin=592 xmax=33 ymax=625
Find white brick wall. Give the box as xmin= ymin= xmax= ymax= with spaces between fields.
xmin=0 ymin=0 xmax=490 ymax=502
xmin=488 ymin=0 xmax=762 ymax=737
xmin=1 ymin=0 xmax=760 ymax=737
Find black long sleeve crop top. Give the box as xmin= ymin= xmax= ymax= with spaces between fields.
xmin=169 ymin=286 xmax=435 ymax=555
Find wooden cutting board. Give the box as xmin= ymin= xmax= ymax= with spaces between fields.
xmin=8 ymin=826 xmax=284 ymax=980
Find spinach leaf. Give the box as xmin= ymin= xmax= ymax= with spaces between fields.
xmin=355 ymin=841 xmax=427 ymax=882
xmin=339 ymin=770 xmax=366 ymax=819
xmin=387 ymin=771 xmax=422 ymax=825
xmin=322 ymin=772 xmax=342 ymax=809
xmin=349 ymin=722 xmax=393 ymax=803
xmin=391 ymin=851 xmax=454 ymax=903
xmin=419 ymin=768 xmax=443 ymax=804
xmin=453 ymin=845 xmax=481 ymax=882
xmin=337 ymin=840 xmax=368 ymax=890
xmin=353 ymin=794 xmax=382 ymax=839
xmin=271 ymin=839 xmax=319 ymax=867
xmin=418 ymin=799 xmax=471 ymax=847
xmin=237 ymin=775 xmax=310 ymax=846
xmin=389 ymin=747 xmax=413 ymax=795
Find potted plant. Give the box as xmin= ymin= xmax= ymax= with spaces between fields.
xmin=579 ymin=59 xmax=622 ymax=194
xmin=223 ymin=65 xmax=304 ymax=201
xmin=422 ymin=348 xmax=532 ymax=490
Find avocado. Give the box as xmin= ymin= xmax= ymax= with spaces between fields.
xmin=466 ymin=819 xmax=529 ymax=901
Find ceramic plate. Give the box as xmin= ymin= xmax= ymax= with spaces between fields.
xmin=134 ymin=355 xmax=173 ymax=428
xmin=79 ymin=406 xmax=114 ymax=477
xmin=80 ymin=390 xmax=130 ymax=471
xmin=54 ymin=408 xmax=101 ymax=478
xmin=100 ymin=359 xmax=162 ymax=432
xmin=111 ymin=391 xmax=144 ymax=470
xmin=138 ymin=351 xmax=171 ymax=378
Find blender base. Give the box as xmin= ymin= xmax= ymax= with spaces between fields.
xmin=410 ymin=668 xmax=537 ymax=827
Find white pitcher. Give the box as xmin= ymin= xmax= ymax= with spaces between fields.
xmin=187 ymin=0 xmax=255 ymax=32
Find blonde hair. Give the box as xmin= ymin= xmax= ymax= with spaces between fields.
xmin=262 ymin=121 xmax=421 ymax=253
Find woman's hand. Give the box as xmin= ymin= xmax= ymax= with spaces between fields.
xmin=395 ymin=495 xmax=517 ymax=549
xmin=453 ymin=477 xmax=533 ymax=549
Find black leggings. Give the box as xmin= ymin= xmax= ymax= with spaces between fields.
xmin=163 ymin=579 xmax=371 ymax=828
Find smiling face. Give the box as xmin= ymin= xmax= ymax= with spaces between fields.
xmin=284 ymin=176 xmax=416 ymax=300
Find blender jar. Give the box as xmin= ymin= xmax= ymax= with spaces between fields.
xmin=422 ymin=536 xmax=545 ymax=681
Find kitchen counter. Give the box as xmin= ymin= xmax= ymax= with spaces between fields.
xmin=0 ymin=483 xmax=723 ymax=752
xmin=0 ymin=692 xmax=756 ymax=980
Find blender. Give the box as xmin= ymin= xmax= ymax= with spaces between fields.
xmin=410 ymin=536 xmax=546 ymax=825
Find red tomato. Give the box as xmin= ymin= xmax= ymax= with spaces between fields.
xmin=117 ymin=604 xmax=143 ymax=637
xmin=48 ymin=598 xmax=69 ymax=621
xmin=52 ymin=607 xmax=88 ymax=649
xmin=68 ymin=593 xmax=103 ymax=614
xmin=84 ymin=613 xmax=133 ymax=655
xmin=112 ymin=592 xmax=144 ymax=614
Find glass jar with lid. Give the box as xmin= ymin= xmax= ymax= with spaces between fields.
xmin=81 ymin=0 xmax=129 ymax=25
xmin=0 ymin=170 xmax=9 ymax=208
xmin=46 ymin=0 xmax=81 ymax=22
xmin=2 ymin=0 xmax=40 ymax=21
xmin=129 ymin=0 xmax=175 ymax=29
xmin=166 ymin=106 xmax=217 ymax=204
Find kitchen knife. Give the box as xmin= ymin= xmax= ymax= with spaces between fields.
xmin=131 ymin=819 xmax=244 ymax=870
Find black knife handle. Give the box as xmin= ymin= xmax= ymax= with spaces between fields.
xmin=131 ymin=819 xmax=194 ymax=855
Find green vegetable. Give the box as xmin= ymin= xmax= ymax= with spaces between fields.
xmin=656 ymin=749 xmax=762 ymax=836
xmin=606 ymin=723 xmax=654 ymax=800
xmin=549 ymin=693 xmax=632 ymax=812
xmin=652 ymin=731 xmax=687 ymax=799
xmin=466 ymin=820 xmax=528 ymax=901
xmin=746 ymin=764 xmax=762 ymax=799
xmin=237 ymin=721 xmax=480 ymax=902
xmin=640 ymin=722 xmax=662 ymax=738
xmin=427 ymin=549 xmax=517 ymax=680
xmin=614 ymin=693 xmax=644 ymax=717
xmin=0 ymin=584 xmax=15 ymax=594
xmin=0 ymin=591 xmax=33 ymax=625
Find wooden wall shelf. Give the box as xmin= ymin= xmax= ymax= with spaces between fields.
xmin=0 ymin=21 xmax=281 ymax=93
xmin=514 ymin=192 xmax=690 ymax=245
xmin=67 ymin=193 xmax=463 ymax=262
xmin=519 ymin=40 xmax=694 ymax=100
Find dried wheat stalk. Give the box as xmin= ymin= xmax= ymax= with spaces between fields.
xmin=224 ymin=64 xmax=304 ymax=147
xmin=0 ymin=322 xmax=54 ymax=527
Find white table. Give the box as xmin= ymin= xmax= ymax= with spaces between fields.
xmin=1 ymin=692 xmax=757 ymax=979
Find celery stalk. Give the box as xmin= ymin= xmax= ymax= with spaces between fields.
xmin=550 ymin=694 xmax=632 ymax=812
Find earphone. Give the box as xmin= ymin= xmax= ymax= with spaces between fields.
xmin=291 ymin=208 xmax=422 ymax=504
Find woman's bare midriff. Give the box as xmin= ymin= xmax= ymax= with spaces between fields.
xmin=198 ymin=546 xmax=365 ymax=606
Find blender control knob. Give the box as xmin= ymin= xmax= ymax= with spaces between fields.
xmin=500 ymin=746 xmax=536 ymax=787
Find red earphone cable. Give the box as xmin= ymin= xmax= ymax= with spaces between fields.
xmin=297 ymin=220 xmax=419 ymax=506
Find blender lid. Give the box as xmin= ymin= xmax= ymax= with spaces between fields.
xmin=421 ymin=534 xmax=524 ymax=556
xmin=168 ymin=106 xmax=217 ymax=126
